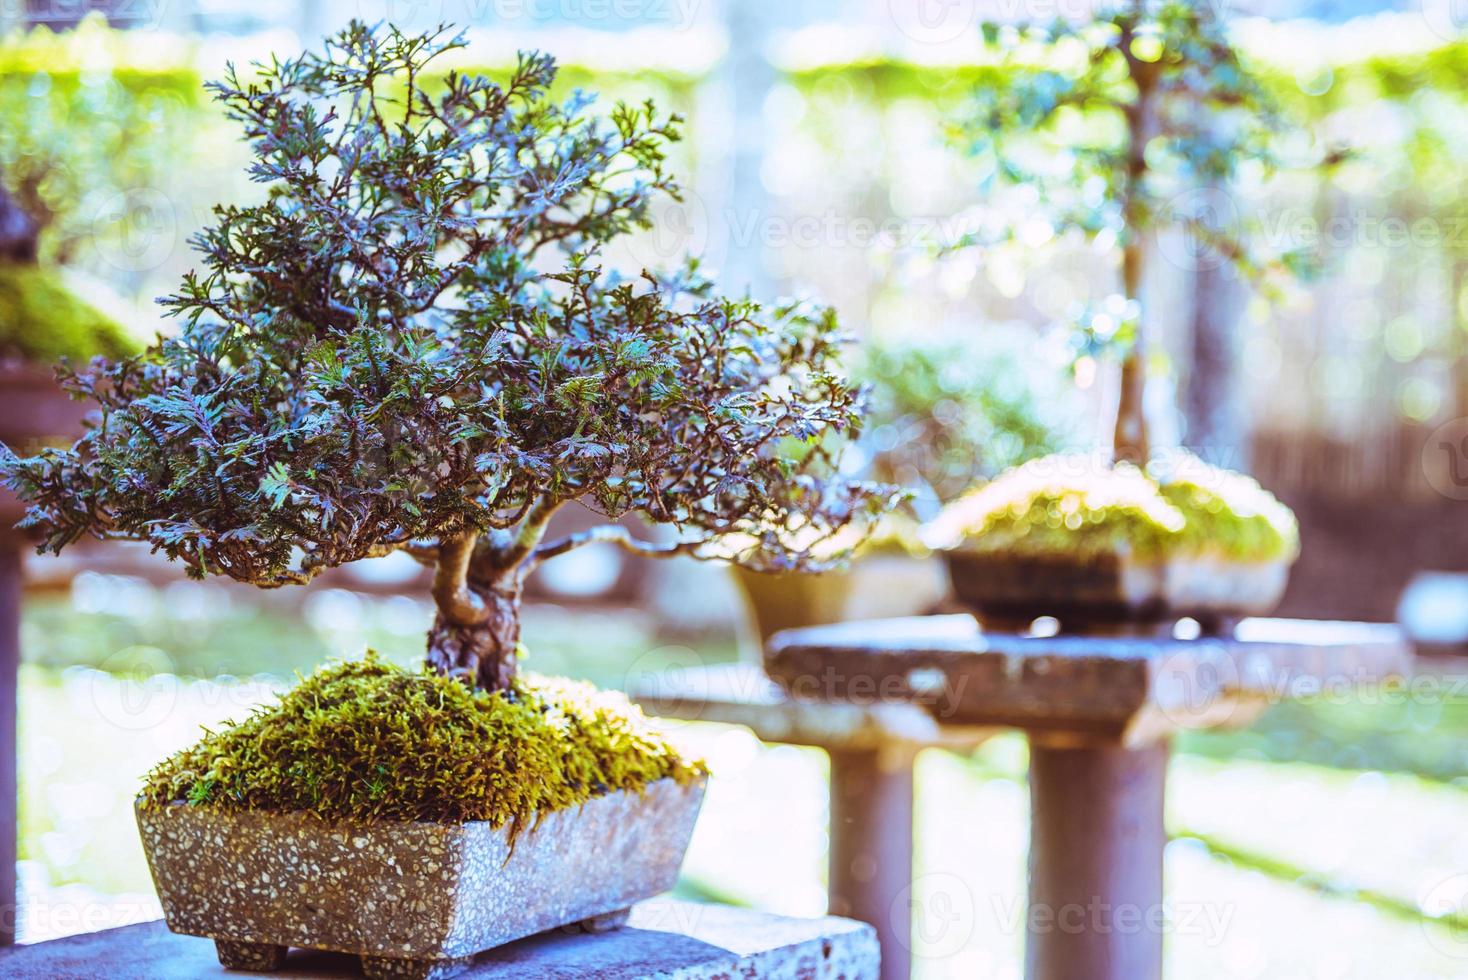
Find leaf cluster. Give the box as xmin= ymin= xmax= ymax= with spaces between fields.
xmin=960 ymin=1 xmax=1313 ymax=283
xmin=2 ymin=22 xmax=897 ymax=586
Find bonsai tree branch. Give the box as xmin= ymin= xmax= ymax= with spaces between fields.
xmin=963 ymin=1 xmax=1307 ymax=472
xmin=1113 ymin=5 xmax=1156 ymax=466
xmin=431 ymin=532 xmax=490 ymax=628
xmin=532 ymin=524 xmax=705 ymax=565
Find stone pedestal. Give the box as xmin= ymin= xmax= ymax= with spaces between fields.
xmin=763 ymin=614 xmax=1412 ymax=980
xmin=0 ymin=901 xmax=880 ymax=979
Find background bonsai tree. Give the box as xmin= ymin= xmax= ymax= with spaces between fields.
xmin=857 ymin=333 xmax=1067 ymax=512
xmin=1 ymin=22 xmax=896 ymax=692
xmin=960 ymin=0 xmax=1318 ymax=463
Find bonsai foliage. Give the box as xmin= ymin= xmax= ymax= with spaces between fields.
xmin=960 ymin=0 xmax=1311 ymax=462
xmin=141 ymin=654 xmax=705 ymax=826
xmin=1 ymin=22 xmax=896 ymax=691
xmin=929 ymin=453 xmax=1298 ymax=562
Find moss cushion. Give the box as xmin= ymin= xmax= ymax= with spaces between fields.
xmin=140 ymin=654 xmax=707 ymax=830
xmin=931 ymin=453 xmax=1299 ymax=563
xmin=0 ymin=262 xmax=137 ymax=364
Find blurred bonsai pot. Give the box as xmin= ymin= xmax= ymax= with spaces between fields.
xmin=733 ymin=515 xmax=948 ymax=647
xmin=930 ymin=453 xmax=1299 ymax=633
xmin=735 ymin=334 xmax=1069 ymax=648
xmin=0 ymin=200 xmax=140 ymax=523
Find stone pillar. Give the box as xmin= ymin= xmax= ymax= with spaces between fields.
xmin=828 ymin=746 xmax=917 ymax=980
xmin=1025 ymin=739 xmax=1169 ymax=980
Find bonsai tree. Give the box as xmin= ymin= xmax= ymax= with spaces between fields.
xmin=960 ymin=0 xmax=1311 ymax=463
xmin=1 ymin=22 xmax=896 ymax=692
xmin=931 ymin=2 xmax=1313 ymax=626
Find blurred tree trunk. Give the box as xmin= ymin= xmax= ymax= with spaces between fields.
xmin=1183 ymin=257 xmax=1248 ymax=470
xmin=0 ymin=185 xmax=38 ymax=263
xmin=1454 ymin=259 xmax=1468 ymax=420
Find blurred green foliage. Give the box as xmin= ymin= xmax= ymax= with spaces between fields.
xmin=0 ymin=262 xmax=136 ymax=362
xmin=856 ymin=335 xmax=1067 ymax=507
xmin=0 ymin=18 xmax=209 ymax=279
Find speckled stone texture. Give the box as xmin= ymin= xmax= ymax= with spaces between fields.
xmin=136 ymin=777 xmax=705 ymax=977
xmin=0 ymin=900 xmax=880 ymax=979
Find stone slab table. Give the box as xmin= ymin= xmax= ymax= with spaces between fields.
xmin=0 ymin=900 xmax=879 ymax=979
xmin=763 ymin=615 xmax=1413 ymax=980
xmin=630 ymin=661 xmax=991 ymax=980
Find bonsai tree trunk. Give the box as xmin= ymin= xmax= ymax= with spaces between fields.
xmin=1114 ymin=243 xmax=1149 ymax=465
xmin=425 ymin=533 xmax=523 ymax=692
xmin=1113 ymin=9 xmax=1157 ymax=467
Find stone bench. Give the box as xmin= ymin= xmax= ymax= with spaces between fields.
xmin=631 ymin=661 xmax=991 ymax=980
xmin=0 ymin=900 xmax=879 ymax=979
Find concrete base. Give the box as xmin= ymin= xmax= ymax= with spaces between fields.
xmin=0 ymin=901 xmax=881 ymax=979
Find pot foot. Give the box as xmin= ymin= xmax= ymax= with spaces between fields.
xmin=360 ymin=954 xmax=472 ymax=980
xmin=573 ymin=907 xmax=631 ymax=933
xmin=214 ymin=939 xmax=288 ymax=971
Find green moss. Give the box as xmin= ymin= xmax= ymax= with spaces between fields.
xmin=0 ymin=263 xmax=138 ymax=363
xmin=1158 ymin=470 xmax=1299 ymax=563
xmin=139 ymin=654 xmax=707 ymax=830
xmin=932 ymin=454 xmax=1299 ymax=563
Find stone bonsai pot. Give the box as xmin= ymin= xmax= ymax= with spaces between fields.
xmin=133 ymin=658 xmax=706 ymax=980
xmin=929 ymin=453 xmax=1299 ymax=633
xmin=0 ymin=22 xmax=897 ymax=980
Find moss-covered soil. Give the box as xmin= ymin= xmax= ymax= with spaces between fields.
xmin=932 ymin=454 xmax=1299 ymax=563
xmin=0 ymin=262 xmax=137 ymax=364
xmin=140 ymin=654 xmax=706 ymax=829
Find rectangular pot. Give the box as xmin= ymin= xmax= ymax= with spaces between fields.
xmin=137 ymin=776 xmax=706 ymax=979
xmin=944 ymin=549 xmax=1290 ymax=631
